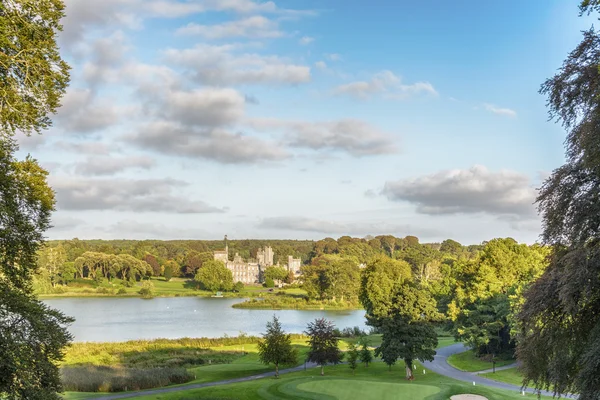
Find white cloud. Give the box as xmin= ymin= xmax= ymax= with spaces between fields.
xmin=52 ymin=176 xmax=225 ymax=213
xmin=176 ymin=16 xmax=282 ymax=39
xmin=55 ymin=89 xmax=121 ymax=134
xmin=73 ymin=156 xmax=155 ymax=176
xmin=334 ymin=70 xmax=437 ymax=100
xmin=484 ymin=103 xmax=517 ymax=118
xmin=161 ymin=88 xmax=246 ymax=127
xmin=382 ymin=165 xmax=537 ymax=218
xmin=315 ymin=61 xmax=327 ymax=70
xmin=325 ymin=53 xmax=342 ymax=61
xmin=165 ymin=44 xmax=311 ymax=85
xmin=258 ymin=216 xmax=443 ymax=237
xmin=299 ymin=36 xmax=314 ymax=45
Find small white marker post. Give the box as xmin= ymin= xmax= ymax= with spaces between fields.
xmin=423 ymin=369 xmax=426 ymax=374
xmin=522 ymin=390 xmax=525 ymax=396
xmin=473 ymin=381 xmax=476 ymax=386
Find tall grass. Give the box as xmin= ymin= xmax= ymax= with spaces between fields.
xmin=232 ymin=297 xmax=361 ymax=310
xmin=61 ymin=366 xmax=193 ymax=392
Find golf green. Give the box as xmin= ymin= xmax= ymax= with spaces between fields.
xmin=295 ymin=379 xmax=440 ymax=399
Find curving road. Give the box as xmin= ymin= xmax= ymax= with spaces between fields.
xmin=91 ymin=344 xmax=575 ymax=399
xmin=422 ymin=343 xmax=576 ymax=398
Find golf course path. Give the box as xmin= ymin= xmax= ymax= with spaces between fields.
xmin=474 ymin=362 xmax=517 ymax=375
xmin=422 ymin=343 xmax=576 ymax=398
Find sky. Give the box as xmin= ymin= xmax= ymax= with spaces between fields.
xmin=17 ymin=0 xmax=598 ymax=245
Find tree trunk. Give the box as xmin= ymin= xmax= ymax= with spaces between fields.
xmin=275 ymin=363 xmax=279 ymax=378
xmin=405 ymin=359 xmax=414 ymax=380
xmin=321 ymin=365 xmax=324 ymax=376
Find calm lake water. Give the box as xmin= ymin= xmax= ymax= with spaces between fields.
xmin=43 ymin=297 xmax=367 ymax=342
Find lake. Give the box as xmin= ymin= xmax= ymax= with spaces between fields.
xmin=43 ymin=297 xmax=367 ymax=342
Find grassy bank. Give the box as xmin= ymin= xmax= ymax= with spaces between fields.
xmin=39 ymin=278 xmax=275 ymax=299
xmin=232 ymin=296 xmax=362 ymax=310
xmin=61 ymin=335 xmax=309 ymax=394
xmin=480 ymin=367 xmax=524 ymax=386
xmin=447 ymin=350 xmax=515 ymax=372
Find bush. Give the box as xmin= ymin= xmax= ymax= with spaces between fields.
xmin=61 ymin=366 xmax=193 ymax=392
xmin=263 ymin=278 xmax=275 ymax=288
xmin=139 ymin=281 xmax=155 ymax=298
xmin=52 ymin=285 xmax=68 ymax=294
xmin=96 ymin=287 xmax=113 ymax=295
xmin=117 ymin=288 xmax=127 ymax=295
xmin=233 ymin=281 xmax=244 ymax=292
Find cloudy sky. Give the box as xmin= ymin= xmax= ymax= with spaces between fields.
xmin=17 ymin=0 xmax=595 ymax=244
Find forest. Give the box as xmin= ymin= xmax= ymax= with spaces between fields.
xmin=33 ymin=235 xmax=547 ymax=361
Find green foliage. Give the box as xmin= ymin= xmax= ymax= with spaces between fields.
xmin=233 ymin=281 xmax=244 ymax=292
xmin=305 ymin=318 xmax=344 ymax=375
xmin=301 ymin=254 xmax=360 ymax=302
xmin=346 ymin=343 xmax=359 ymax=374
xmin=163 ymin=260 xmax=179 ymax=280
xmin=359 ymin=338 xmax=373 ymax=367
xmin=257 ymin=316 xmax=297 ymax=377
xmin=359 ymin=256 xmax=412 ymax=324
xmin=263 ymin=278 xmax=275 ymax=288
xmin=264 ymin=266 xmax=288 ymax=282
xmin=61 ymin=366 xmax=193 ymax=392
xmin=138 ymin=280 xmax=155 ymax=298
xmin=194 ymin=260 xmax=233 ymax=292
xmin=448 ymin=239 xmax=548 ymax=356
xmin=0 ymin=0 xmax=70 ymax=137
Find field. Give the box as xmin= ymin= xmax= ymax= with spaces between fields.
xmin=61 ymin=360 xmax=551 ymax=400
xmin=447 ymin=350 xmax=515 ymax=372
xmin=480 ymin=367 xmax=524 ymax=386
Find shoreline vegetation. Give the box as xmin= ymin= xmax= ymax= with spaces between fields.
xmin=39 ymin=277 xmax=362 ymax=310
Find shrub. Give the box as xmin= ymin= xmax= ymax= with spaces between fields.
xmin=117 ymin=288 xmax=127 ymax=295
xmin=263 ymin=278 xmax=275 ymax=288
xmin=96 ymin=287 xmax=112 ymax=294
xmin=139 ymin=281 xmax=155 ymax=298
xmin=61 ymin=366 xmax=193 ymax=392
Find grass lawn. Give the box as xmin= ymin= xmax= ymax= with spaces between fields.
xmin=85 ymin=360 xmax=551 ymax=400
xmin=480 ymin=367 xmax=524 ymax=386
xmin=447 ymin=350 xmax=515 ymax=372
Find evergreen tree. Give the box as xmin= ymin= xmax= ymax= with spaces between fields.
xmin=257 ymin=316 xmax=297 ymax=378
xmin=359 ymin=338 xmax=373 ymax=367
xmin=346 ymin=343 xmax=359 ymax=375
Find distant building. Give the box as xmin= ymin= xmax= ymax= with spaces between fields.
xmin=287 ymin=256 xmax=302 ymax=275
xmin=213 ymin=237 xmax=288 ymax=284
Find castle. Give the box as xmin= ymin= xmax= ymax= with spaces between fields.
xmin=214 ymin=237 xmax=302 ymax=284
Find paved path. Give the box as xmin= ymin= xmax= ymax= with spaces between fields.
xmin=92 ymin=344 xmax=576 ymax=399
xmin=474 ymin=362 xmax=517 ymax=375
xmin=422 ymin=343 xmax=576 ymax=398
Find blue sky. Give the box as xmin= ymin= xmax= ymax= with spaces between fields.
xmin=18 ymin=0 xmax=596 ymax=244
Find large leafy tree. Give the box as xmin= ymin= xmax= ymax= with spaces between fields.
xmin=305 ymin=318 xmax=344 ymax=376
xmin=516 ymin=3 xmax=600 ymax=398
xmin=194 ymin=260 xmax=234 ymax=292
xmin=257 ymin=316 xmax=297 ymax=377
xmin=0 ymin=139 xmax=73 ymax=399
xmin=0 ymin=1 xmax=73 ymax=398
xmin=0 ymin=0 xmax=69 ymax=137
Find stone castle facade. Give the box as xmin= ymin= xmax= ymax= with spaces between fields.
xmin=213 ymin=239 xmax=301 ymax=284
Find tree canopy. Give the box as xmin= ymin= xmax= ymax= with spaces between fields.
xmin=305 ymin=318 xmax=343 ymax=376
xmin=516 ymin=4 xmax=600 ymax=397
xmin=257 ymin=316 xmax=297 ymax=377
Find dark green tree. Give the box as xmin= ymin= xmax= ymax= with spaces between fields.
xmin=346 ymin=342 xmax=359 ymax=374
xmin=257 ymin=316 xmax=297 ymax=378
xmin=233 ymin=281 xmax=244 ymax=292
xmin=0 ymin=142 xmax=73 ymax=399
xmin=359 ymin=338 xmax=373 ymax=367
xmin=516 ymin=3 xmax=600 ymax=398
xmin=305 ymin=318 xmax=344 ymax=376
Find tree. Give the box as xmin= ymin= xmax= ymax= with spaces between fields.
xmin=301 ymin=255 xmax=360 ymax=302
xmin=516 ymin=4 xmax=600 ymax=397
xmin=264 ymin=266 xmax=288 ymax=282
xmin=0 ymin=0 xmax=70 ymax=138
xmin=163 ymin=260 xmax=179 ymax=281
xmin=195 ymin=260 xmax=233 ymax=292
xmin=346 ymin=343 xmax=359 ymax=374
xmin=257 ymin=316 xmax=297 ymax=377
xmin=359 ymin=338 xmax=373 ymax=367
xmin=142 ymin=254 xmax=161 ymax=276
xmin=233 ymin=281 xmax=244 ymax=292
xmin=360 ymin=260 xmax=439 ymax=380
xmin=305 ymin=318 xmax=344 ymax=375
xmin=1 ymin=145 xmax=73 ymax=395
